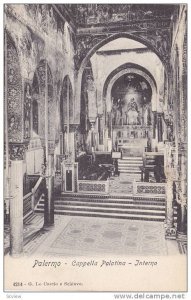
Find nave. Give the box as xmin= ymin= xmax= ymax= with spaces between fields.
xmin=4 ymin=4 xmax=187 ymax=258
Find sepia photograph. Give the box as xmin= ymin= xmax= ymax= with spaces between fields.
xmin=3 ymin=2 xmax=188 ymax=293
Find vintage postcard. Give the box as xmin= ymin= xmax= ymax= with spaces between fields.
xmin=3 ymin=3 xmax=187 ymax=293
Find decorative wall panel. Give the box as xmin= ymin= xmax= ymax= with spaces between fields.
xmin=7 ymin=33 xmax=23 ymax=143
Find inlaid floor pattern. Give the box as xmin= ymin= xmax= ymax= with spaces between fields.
xmin=5 ymin=214 xmax=181 ymax=257
xmin=43 ymin=217 xmax=168 ymax=257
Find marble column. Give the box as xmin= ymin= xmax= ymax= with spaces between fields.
xmin=10 ymin=159 xmax=24 ymax=256
xmin=74 ymin=163 xmax=78 ymax=193
xmin=157 ymin=113 xmax=163 ymax=142
xmin=59 ymin=132 xmax=64 ymax=154
xmin=107 ymin=112 xmax=112 ymax=139
xmin=165 ymin=178 xmax=176 ymax=239
xmin=98 ymin=114 xmax=104 ymax=145
xmin=176 ymin=146 xmax=187 ymax=241
xmin=89 ymin=122 xmax=95 ymax=151
xmin=69 ymin=125 xmax=78 ymax=161
xmin=164 ymin=142 xmax=176 ymax=239
xmin=176 ymin=201 xmax=187 ymax=241
xmin=153 ymin=111 xmax=157 ymax=139
xmin=43 ymin=154 xmax=54 ymax=230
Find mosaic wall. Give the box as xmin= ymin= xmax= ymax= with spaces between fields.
xmin=60 ymin=76 xmax=74 ymax=127
xmin=35 ymin=59 xmax=55 ymax=142
xmin=5 ymin=4 xmax=76 ymax=142
xmin=24 ymin=83 xmax=32 ymax=140
xmin=7 ymin=33 xmax=23 ymax=143
xmin=65 ymin=4 xmax=174 ymax=26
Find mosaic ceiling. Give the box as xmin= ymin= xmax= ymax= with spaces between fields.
xmin=61 ymin=4 xmax=176 ymax=27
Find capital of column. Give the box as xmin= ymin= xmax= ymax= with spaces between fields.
xmin=97 ymin=113 xmax=103 ymax=119
xmin=157 ymin=112 xmax=163 ymax=118
xmin=89 ymin=121 xmax=95 ymax=130
xmin=63 ymin=124 xmax=79 ymax=133
xmin=9 ymin=142 xmax=28 ymax=161
xmin=69 ymin=124 xmax=79 ymax=132
xmin=48 ymin=140 xmax=55 ymax=155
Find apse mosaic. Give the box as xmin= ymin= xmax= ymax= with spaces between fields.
xmin=111 ymin=73 xmax=152 ymax=127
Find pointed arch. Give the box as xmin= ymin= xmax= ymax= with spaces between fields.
xmin=76 ymin=34 xmax=165 ymax=124
xmin=79 ymin=33 xmax=166 ymax=74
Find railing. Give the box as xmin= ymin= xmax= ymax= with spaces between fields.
xmin=31 ymin=176 xmax=45 ymax=210
xmin=23 ymin=192 xmax=33 ymax=219
xmin=77 ymin=179 xmax=109 ymax=194
xmin=4 ymin=176 xmax=45 ymax=222
xmin=133 ymin=181 xmax=166 ymax=196
xmin=23 ymin=174 xmax=39 ymax=196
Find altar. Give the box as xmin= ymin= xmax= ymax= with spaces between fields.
xmin=118 ymin=138 xmax=147 ymax=157
xmin=112 ymin=124 xmax=152 ymax=156
xmin=110 ymin=73 xmax=153 ymax=156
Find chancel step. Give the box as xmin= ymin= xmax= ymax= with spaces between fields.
xmin=118 ymin=156 xmax=143 ymax=180
xmin=35 ymin=193 xmax=177 ymax=223
xmin=121 ymin=157 xmax=143 ymax=161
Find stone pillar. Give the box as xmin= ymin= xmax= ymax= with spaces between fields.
xmin=89 ymin=121 xmax=95 ymax=152
xmin=74 ymin=163 xmax=78 ymax=193
xmin=157 ymin=113 xmax=163 ymax=142
xmin=69 ymin=131 xmax=75 ymax=159
xmin=59 ymin=132 xmax=64 ymax=154
xmin=164 ymin=142 xmax=176 ymax=239
xmin=153 ymin=111 xmax=157 ymax=139
xmin=43 ymin=154 xmax=54 ymax=230
xmin=176 ymin=145 xmax=187 ymax=241
xmin=10 ymin=159 xmax=24 ymax=256
xmin=107 ymin=112 xmax=112 ymax=139
xmin=165 ymin=178 xmax=176 ymax=239
xmin=98 ymin=114 xmax=103 ymax=145
xmin=69 ymin=125 xmax=78 ymax=161
xmin=176 ymin=201 xmax=187 ymax=241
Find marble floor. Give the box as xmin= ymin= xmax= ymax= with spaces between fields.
xmin=109 ymin=173 xmax=133 ymax=195
xmin=4 ymin=213 xmax=181 ymax=257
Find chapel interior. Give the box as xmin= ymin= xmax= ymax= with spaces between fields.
xmin=4 ymin=4 xmax=187 ymax=257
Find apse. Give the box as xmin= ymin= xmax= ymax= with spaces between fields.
xmin=111 ymin=73 xmax=152 ymax=126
